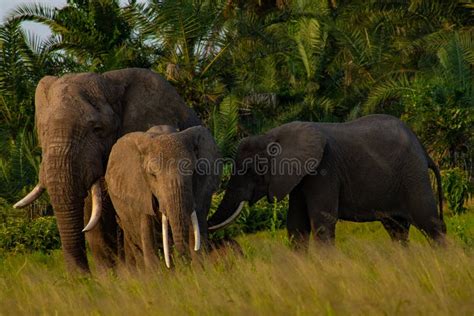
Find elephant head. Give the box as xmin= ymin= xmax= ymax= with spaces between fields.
xmin=13 ymin=68 xmax=201 ymax=273
xmin=208 ymin=122 xmax=326 ymax=231
xmin=105 ymin=125 xmax=221 ymax=267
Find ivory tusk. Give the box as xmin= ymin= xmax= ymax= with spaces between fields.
xmin=208 ymin=201 xmax=245 ymax=232
xmin=162 ymin=213 xmax=171 ymax=268
xmin=13 ymin=184 xmax=45 ymax=209
xmin=82 ymin=180 xmax=102 ymax=232
xmin=191 ymin=211 xmax=201 ymax=251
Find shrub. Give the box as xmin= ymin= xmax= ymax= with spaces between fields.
xmin=209 ymin=191 xmax=288 ymax=240
xmin=0 ymin=216 xmax=60 ymax=253
xmin=446 ymin=212 xmax=474 ymax=247
xmin=442 ymin=168 xmax=473 ymax=214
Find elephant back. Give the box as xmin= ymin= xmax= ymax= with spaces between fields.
xmin=102 ymin=68 xmax=202 ymax=136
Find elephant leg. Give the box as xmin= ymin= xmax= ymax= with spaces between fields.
xmin=405 ymin=182 xmax=445 ymax=244
xmin=123 ymin=233 xmax=135 ymax=267
xmin=124 ymin=232 xmax=144 ymax=270
xmin=381 ymin=216 xmax=410 ymax=246
xmin=141 ymin=215 xmax=159 ymax=270
xmin=84 ymin=191 xmax=121 ymax=271
xmin=310 ymin=211 xmax=337 ymax=244
xmin=115 ymin=216 xmax=125 ymax=263
xmin=287 ymin=184 xmax=310 ymax=250
xmin=303 ymin=180 xmax=339 ymax=245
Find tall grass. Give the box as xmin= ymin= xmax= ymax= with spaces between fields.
xmin=1 ymin=222 xmax=473 ymax=315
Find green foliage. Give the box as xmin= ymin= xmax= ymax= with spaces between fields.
xmin=0 ymin=130 xmax=41 ymax=202
xmin=210 ymin=95 xmax=240 ymax=157
xmin=359 ymin=28 xmax=473 ymax=173
xmin=447 ymin=211 xmax=474 ymax=247
xmin=210 ymin=191 xmax=288 ymax=240
xmin=442 ymin=168 xmax=473 ymax=214
xmin=0 ymin=19 xmax=50 ymax=202
xmin=0 ymin=0 xmax=473 ymax=239
xmin=0 ymin=216 xmax=60 ymax=253
xmin=10 ymin=0 xmax=152 ymax=71
xmin=143 ymin=0 xmax=230 ymax=114
xmin=239 ymin=197 xmax=288 ymax=234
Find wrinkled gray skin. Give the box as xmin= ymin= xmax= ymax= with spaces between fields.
xmin=209 ymin=115 xmax=446 ymax=247
xmin=31 ymin=68 xmax=201 ymax=273
xmin=105 ymin=125 xmax=221 ymax=269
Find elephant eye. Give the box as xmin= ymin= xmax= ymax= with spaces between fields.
xmin=93 ymin=126 xmax=104 ymax=135
xmin=146 ymin=159 xmax=162 ymax=176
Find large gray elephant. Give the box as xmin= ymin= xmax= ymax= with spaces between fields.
xmin=208 ymin=115 xmax=446 ymax=247
xmin=13 ymin=68 xmax=201 ymax=273
xmin=105 ymin=125 xmax=221 ymax=269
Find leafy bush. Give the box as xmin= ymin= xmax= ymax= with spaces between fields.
xmin=446 ymin=212 xmax=474 ymax=247
xmin=209 ymin=191 xmax=288 ymax=240
xmin=442 ymin=168 xmax=473 ymax=214
xmin=400 ymin=31 xmax=473 ymax=172
xmin=0 ymin=216 xmax=60 ymax=253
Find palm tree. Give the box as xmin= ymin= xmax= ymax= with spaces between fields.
xmin=9 ymin=0 xmax=152 ymax=72
xmin=0 ymin=19 xmax=55 ymax=201
xmin=135 ymin=0 xmax=233 ymax=116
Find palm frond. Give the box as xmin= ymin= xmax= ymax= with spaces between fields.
xmin=363 ymin=75 xmax=414 ymax=114
xmin=437 ymin=31 xmax=473 ymax=91
xmin=294 ymin=18 xmax=323 ymax=78
xmin=211 ymin=95 xmax=240 ymax=157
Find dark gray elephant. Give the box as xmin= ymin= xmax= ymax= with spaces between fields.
xmin=105 ymin=125 xmax=221 ymax=270
xmin=13 ymin=68 xmax=201 ymax=273
xmin=208 ymin=115 xmax=446 ymax=247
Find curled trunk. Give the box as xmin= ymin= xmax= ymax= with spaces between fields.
xmin=207 ymin=191 xmax=244 ymax=232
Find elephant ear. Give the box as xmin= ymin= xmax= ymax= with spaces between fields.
xmin=267 ymin=122 xmax=326 ymax=201
xmin=181 ymin=126 xmax=222 ymax=216
xmin=102 ymin=68 xmax=201 ymax=134
xmin=105 ymin=132 xmax=155 ymax=216
xmin=98 ymin=72 xmax=126 ymax=116
xmin=34 ymin=76 xmax=58 ymax=146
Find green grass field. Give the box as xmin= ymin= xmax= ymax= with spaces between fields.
xmin=1 ymin=207 xmax=473 ymax=315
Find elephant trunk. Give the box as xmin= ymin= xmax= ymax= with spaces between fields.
xmin=46 ymin=167 xmax=89 ymax=272
xmin=162 ymin=179 xmax=197 ymax=267
xmin=208 ymin=191 xmax=245 ymax=232
xmin=162 ymin=210 xmax=201 ymax=268
xmin=43 ymin=137 xmax=91 ymax=273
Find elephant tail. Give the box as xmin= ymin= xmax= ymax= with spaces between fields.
xmin=426 ymin=155 xmax=445 ymax=230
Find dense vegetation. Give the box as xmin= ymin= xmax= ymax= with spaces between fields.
xmin=0 ymin=1 xmax=472 ymax=246
xmin=0 ymin=1 xmax=473 ymax=313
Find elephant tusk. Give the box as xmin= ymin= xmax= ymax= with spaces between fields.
xmin=208 ymin=201 xmax=245 ymax=232
xmin=191 ymin=211 xmax=201 ymax=251
xmin=162 ymin=213 xmax=171 ymax=268
xmin=13 ymin=184 xmax=45 ymax=209
xmin=82 ymin=180 xmax=102 ymax=232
